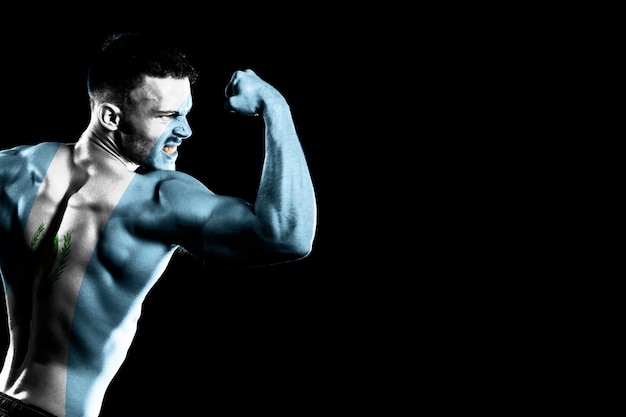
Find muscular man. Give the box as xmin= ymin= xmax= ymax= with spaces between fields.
xmin=0 ymin=32 xmax=317 ymax=417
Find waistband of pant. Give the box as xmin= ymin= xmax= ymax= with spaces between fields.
xmin=0 ymin=392 xmax=58 ymax=417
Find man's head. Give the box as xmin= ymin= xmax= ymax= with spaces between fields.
xmin=88 ymin=32 xmax=198 ymax=108
xmin=87 ymin=32 xmax=199 ymax=171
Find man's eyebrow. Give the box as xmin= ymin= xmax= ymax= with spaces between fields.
xmin=155 ymin=106 xmax=192 ymax=116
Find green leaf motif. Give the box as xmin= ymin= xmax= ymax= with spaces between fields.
xmin=30 ymin=223 xmax=45 ymax=248
xmin=51 ymin=233 xmax=71 ymax=283
xmin=32 ymin=224 xmax=73 ymax=295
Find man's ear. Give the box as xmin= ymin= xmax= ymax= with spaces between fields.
xmin=97 ymin=103 xmax=123 ymax=130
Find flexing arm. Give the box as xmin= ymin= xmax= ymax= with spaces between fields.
xmin=224 ymin=69 xmax=317 ymax=259
xmin=161 ymin=70 xmax=316 ymax=266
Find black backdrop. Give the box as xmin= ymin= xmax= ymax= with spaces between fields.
xmin=0 ymin=7 xmax=548 ymax=415
xmin=0 ymin=22 xmax=349 ymax=416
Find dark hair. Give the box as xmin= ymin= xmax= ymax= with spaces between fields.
xmin=87 ymin=32 xmax=199 ymax=107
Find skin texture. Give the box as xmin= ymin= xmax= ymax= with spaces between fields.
xmin=0 ymin=68 xmax=316 ymax=417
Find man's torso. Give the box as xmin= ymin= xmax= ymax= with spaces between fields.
xmin=0 ymin=142 xmax=179 ymax=417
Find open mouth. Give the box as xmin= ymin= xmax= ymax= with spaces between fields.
xmin=163 ymin=145 xmax=178 ymax=155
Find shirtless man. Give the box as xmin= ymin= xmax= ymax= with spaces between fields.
xmin=0 ymin=32 xmax=317 ymax=417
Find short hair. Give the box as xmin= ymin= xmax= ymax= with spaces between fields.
xmin=87 ymin=32 xmax=199 ymax=107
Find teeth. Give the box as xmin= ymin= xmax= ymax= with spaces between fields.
xmin=163 ymin=146 xmax=177 ymax=155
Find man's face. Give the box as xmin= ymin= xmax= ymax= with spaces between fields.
xmin=117 ymin=76 xmax=193 ymax=171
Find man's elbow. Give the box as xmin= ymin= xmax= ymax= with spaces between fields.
xmin=293 ymin=240 xmax=314 ymax=260
xmin=278 ymin=233 xmax=312 ymax=259
xmin=277 ymin=229 xmax=316 ymax=261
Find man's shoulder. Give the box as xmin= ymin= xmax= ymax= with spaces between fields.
xmin=2 ymin=141 xmax=60 ymax=152
xmin=1 ymin=141 xmax=61 ymax=162
xmin=139 ymin=169 xmax=207 ymax=189
xmin=1 ymin=142 xmax=60 ymax=175
xmin=133 ymin=169 xmax=215 ymax=206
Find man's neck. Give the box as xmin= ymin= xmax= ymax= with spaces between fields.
xmin=75 ymin=128 xmax=139 ymax=173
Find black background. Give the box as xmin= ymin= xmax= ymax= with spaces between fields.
xmin=0 ymin=6 xmax=567 ymax=415
xmin=0 ymin=15 xmax=375 ymax=415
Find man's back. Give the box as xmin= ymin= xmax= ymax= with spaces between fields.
xmin=0 ymin=142 xmax=179 ymax=416
xmin=1 ymin=37 xmax=318 ymax=415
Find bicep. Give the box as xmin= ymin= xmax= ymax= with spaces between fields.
xmin=162 ymin=177 xmax=281 ymax=266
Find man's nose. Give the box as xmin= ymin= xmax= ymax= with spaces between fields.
xmin=173 ymin=118 xmax=192 ymax=139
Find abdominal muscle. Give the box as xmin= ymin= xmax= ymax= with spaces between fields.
xmin=0 ymin=145 xmax=177 ymax=417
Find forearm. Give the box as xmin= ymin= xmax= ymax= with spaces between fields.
xmin=255 ymin=98 xmax=317 ymax=256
